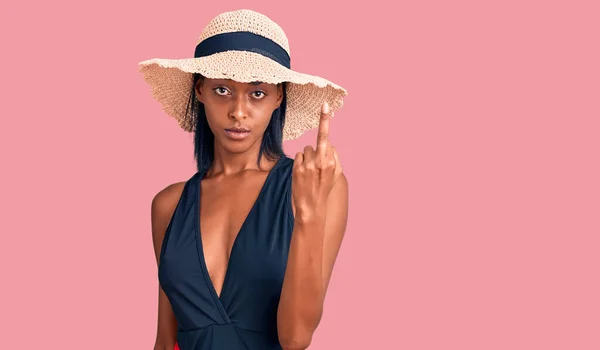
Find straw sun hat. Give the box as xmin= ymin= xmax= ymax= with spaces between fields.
xmin=138 ymin=9 xmax=348 ymax=141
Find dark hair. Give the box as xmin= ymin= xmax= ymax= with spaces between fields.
xmin=186 ymin=73 xmax=287 ymax=173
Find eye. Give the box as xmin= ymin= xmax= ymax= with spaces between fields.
xmin=252 ymin=91 xmax=266 ymax=99
xmin=213 ymin=87 xmax=230 ymax=96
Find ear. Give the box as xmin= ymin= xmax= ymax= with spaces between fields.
xmin=275 ymin=83 xmax=284 ymax=108
xmin=195 ymin=78 xmax=204 ymax=103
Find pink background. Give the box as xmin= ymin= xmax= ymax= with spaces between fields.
xmin=1 ymin=0 xmax=599 ymax=349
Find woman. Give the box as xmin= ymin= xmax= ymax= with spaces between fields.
xmin=139 ymin=9 xmax=349 ymax=350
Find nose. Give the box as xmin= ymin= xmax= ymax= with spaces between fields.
xmin=229 ymin=94 xmax=248 ymax=121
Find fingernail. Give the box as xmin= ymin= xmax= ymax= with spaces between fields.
xmin=322 ymin=101 xmax=330 ymax=114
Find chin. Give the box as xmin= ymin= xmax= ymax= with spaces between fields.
xmin=217 ymin=135 xmax=259 ymax=154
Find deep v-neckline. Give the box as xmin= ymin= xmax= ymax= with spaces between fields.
xmin=195 ymin=157 xmax=283 ymax=311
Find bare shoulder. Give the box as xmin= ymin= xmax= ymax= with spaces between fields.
xmin=150 ymin=181 xmax=187 ymax=263
xmin=151 ymin=181 xmax=186 ymax=218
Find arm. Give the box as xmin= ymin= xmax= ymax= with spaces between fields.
xmin=151 ymin=183 xmax=184 ymax=350
xmin=277 ymin=172 xmax=349 ymax=350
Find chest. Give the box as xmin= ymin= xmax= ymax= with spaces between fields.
xmin=199 ymin=176 xmax=267 ymax=291
xmin=158 ymin=167 xmax=294 ymax=303
xmin=199 ymin=174 xmax=267 ymax=254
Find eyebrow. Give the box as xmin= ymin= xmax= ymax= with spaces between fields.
xmin=211 ymin=80 xmax=264 ymax=86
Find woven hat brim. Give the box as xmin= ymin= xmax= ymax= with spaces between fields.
xmin=138 ymin=50 xmax=347 ymax=141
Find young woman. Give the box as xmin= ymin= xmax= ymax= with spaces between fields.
xmin=139 ymin=9 xmax=349 ymax=350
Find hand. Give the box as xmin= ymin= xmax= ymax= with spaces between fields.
xmin=291 ymin=101 xmax=343 ymax=219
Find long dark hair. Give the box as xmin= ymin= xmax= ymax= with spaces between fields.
xmin=185 ymin=73 xmax=287 ymax=173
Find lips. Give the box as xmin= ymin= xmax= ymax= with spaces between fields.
xmin=224 ymin=127 xmax=251 ymax=140
xmin=226 ymin=127 xmax=250 ymax=132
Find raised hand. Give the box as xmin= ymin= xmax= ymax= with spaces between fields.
xmin=291 ymin=101 xmax=343 ymax=219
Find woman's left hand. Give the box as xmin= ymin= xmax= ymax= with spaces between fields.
xmin=291 ymin=101 xmax=343 ymax=219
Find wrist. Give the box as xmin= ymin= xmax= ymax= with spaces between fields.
xmin=294 ymin=206 xmax=326 ymax=226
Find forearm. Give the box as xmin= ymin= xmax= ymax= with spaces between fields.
xmin=153 ymin=333 xmax=176 ymax=350
xmin=153 ymin=343 xmax=176 ymax=350
xmin=277 ymin=211 xmax=327 ymax=349
xmin=154 ymin=329 xmax=176 ymax=350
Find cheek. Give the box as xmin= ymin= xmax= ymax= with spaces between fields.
xmin=203 ymin=103 xmax=225 ymax=122
xmin=202 ymin=110 xmax=225 ymax=134
xmin=256 ymin=104 xmax=279 ymax=126
xmin=257 ymin=114 xmax=274 ymax=131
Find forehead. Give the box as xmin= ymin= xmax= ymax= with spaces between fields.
xmin=203 ymin=78 xmax=274 ymax=87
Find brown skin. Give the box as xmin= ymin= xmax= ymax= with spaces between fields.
xmin=151 ymin=183 xmax=185 ymax=350
xmin=151 ymin=78 xmax=348 ymax=350
xmin=276 ymin=102 xmax=348 ymax=350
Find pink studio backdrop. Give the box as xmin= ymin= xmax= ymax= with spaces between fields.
xmin=1 ymin=0 xmax=599 ymax=349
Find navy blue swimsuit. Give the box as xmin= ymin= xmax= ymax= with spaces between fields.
xmin=158 ymin=156 xmax=295 ymax=349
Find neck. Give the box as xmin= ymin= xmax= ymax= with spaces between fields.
xmin=208 ymin=140 xmax=276 ymax=176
